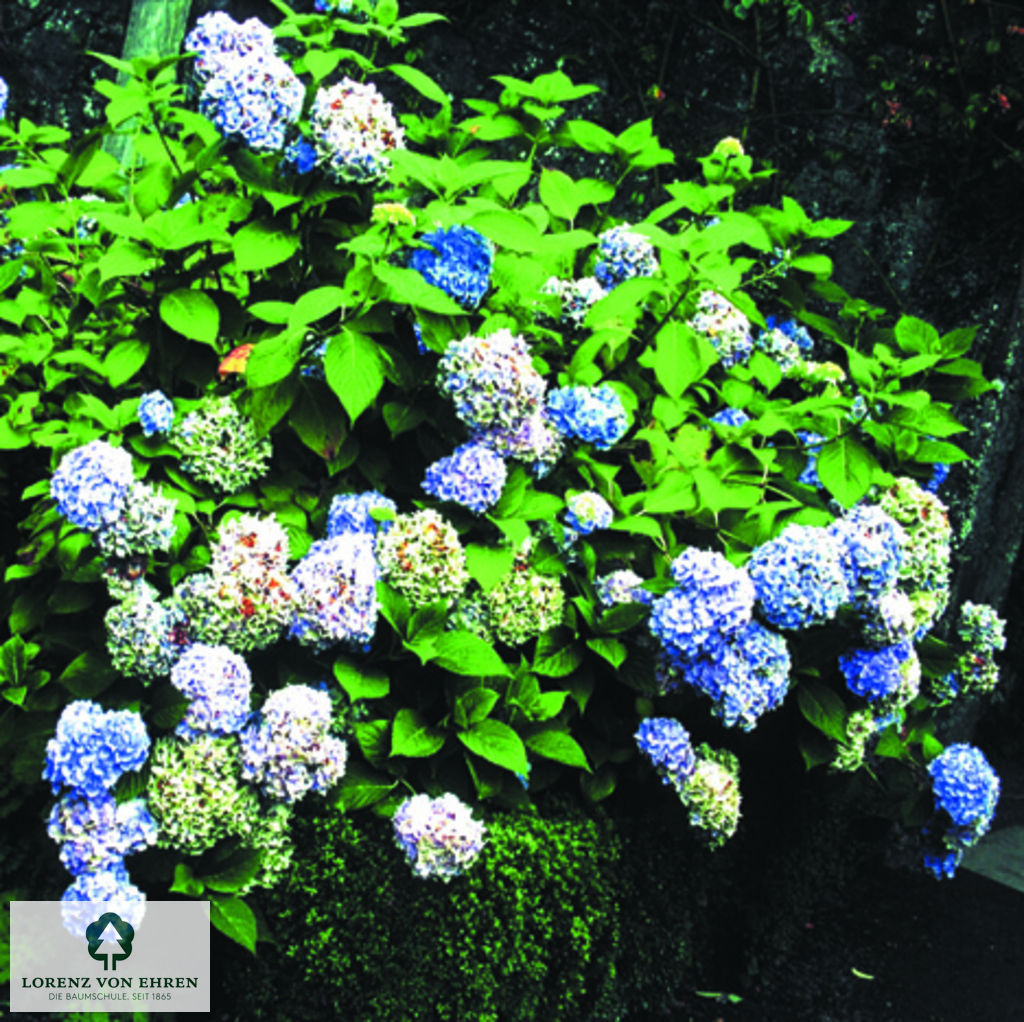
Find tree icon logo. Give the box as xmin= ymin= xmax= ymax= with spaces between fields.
xmin=85 ymin=912 xmax=135 ymax=971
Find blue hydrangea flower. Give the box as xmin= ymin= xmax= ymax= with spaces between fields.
xmin=43 ymin=701 xmax=150 ymax=799
xmin=392 ymin=792 xmax=487 ymax=882
xmin=326 ymin=491 xmax=396 ymax=538
xmin=649 ymin=548 xmax=755 ymax=661
xmin=239 ymin=684 xmax=347 ymax=803
xmin=839 ymin=641 xmax=919 ymax=702
xmin=48 ymin=793 xmax=158 ymax=876
xmin=754 ymin=328 xmax=802 ymax=372
xmin=828 ymin=505 xmax=906 ymax=605
xmin=282 ymin=137 xmax=317 ymax=174
xmin=795 ymin=430 xmax=825 ymax=488
xmin=764 ymin=316 xmax=814 ymax=355
xmin=925 ymin=463 xmax=950 ymax=493
xmin=678 ymin=622 xmax=791 ymax=731
xmin=928 ymin=744 xmax=1000 ymax=828
xmin=710 ymin=407 xmax=750 ymax=429
xmin=859 ymin=588 xmax=916 ymax=648
xmin=185 ymin=13 xmax=275 ymax=82
xmin=634 ymin=717 xmax=696 ymax=786
xmin=310 ymin=78 xmax=405 ymax=183
xmin=199 ymin=52 xmax=305 ymax=152
xmin=564 ymin=491 xmax=614 ymax=535
xmin=288 ymin=534 xmax=379 ymax=651
xmin=594 ymin=225 xmax=658 ymax=289
xmin=138 ymin=390 xmax=174 ymax=436
xmin=61 ymin=863 xmax=146 ymax=936
xmin=170 ymin=643 xmax=252 ymax=739
xmin=0 ymin=77 xmax=8 ymax=120
xmin=595 ymin=569 xmax=652 ymax=607
xmin=747 ymin=524 xmax=849 ymax=630
xmin=923 ymin=849 xmax=960 ymax=880
xmin=473 ymin=408 xmax=564 ymax=477
xmin=51 ymin=440 xmax=135 ymax=534
xmin=315 ymin=0 xmax=355 ymax=11
xmin=541 ymin=276 xmax=608 ymax=327
xmin=410 ymin=226 xmax=495 ymax=309
xmin=423 ymin=442 xmax=508 ymax=514
xmin=437 ymin=330 xmax=545 ymax=433
xmin=546 ymin=384 xmax=629 ymax=450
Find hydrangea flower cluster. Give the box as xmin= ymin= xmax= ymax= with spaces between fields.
xmin=679 ymin=622 xmax=792 ymax=731
xmin=839 ymin=641 xmax=921 ymax=704
xmin=764 ymin=316 xmax=814 ymax=355
xmin=327 ymin=490 xmax=396 ymax=538
xmin=0 ymin=77 xmax=8 ymax=119
xmin=754 ymin=327 xmax=802 ymax=372
xmin=484 ymin=561 xmax=565 ymax=645
xmin=877 ymin=477 xmax=952 ymax=634
xmin=51 ymin=440 xmax=135 ymax=534
xmin=61 ymin=865 xmax=147 ymax=934
xmin=43 ymin=701 xmax=150 ymax=799
xmin=474 ymin=409 xmax=564 ymax=477
xmin=953 ymin=601 xmax=1006 ymax=697
xmin=282 ymin=137 xmax=317 ymax=174
xmin=828 ymin=505 xmax=906 ymax=607
xmin=314 ymin=0 xmax=355 ymax=11
xmin=410 ymin=226 xmax=494 ymax=309
xmin=239 ymin=685 xmax=347 ymax=803
xmin=546 ymin=384 xmax=629 ymax=450
xmin=859 ymin=588 xmax=917 ymax=648
xmin=193 ymin=25 xmax=304 ymax=152
xmin=392 ymin=792 xmax=486 ymax=882
xmin=423 ymin=442 xmax=508 ymax=514
xmin=594 ymin=224 xmax=658 ymax=289
xmin=710 ymin=406 xmax=750 ymax=430
xmin=171 ymin=397 xmax=272 ymax=493
xmin=48 ymin=793 xmax=157 ymax=877
xmin=184 ymin=11 xmax=275 ymax=84
xmin=689 ymin=291 xmax=753 ymax=368
xmin=923 ymin=743 xmax=1000 ymax=879
xmin=94 ymin=481 xmax=177 ymax=560
xmin=634 ymin=717 xmax=696 ymax=787
xmin=288 ymin=534 xmax=379 ymax=651
xmin=747 ymin=524 xmax=849 ymax=630
xmin=564 ymin=491 xmax=614 ymax=536
xmin=310 ymin=78 xmax=405 ymax=182
xmin=105 ymin=582 xmax=183 ymax=680
xmin=678 ymin=746 xmax=742 ymax=848
xmin=138 ymin=390 xmax=174 ymax=436
xmin=649 ymin=548 xmax=755 ymax=662
xmin=376 ymin=509 xmax=468 ymax=606
xmin=595 ymin=569 xmax=652 ymax=607
xmin=925 ymin=462 xmax=950 ymax=494
xmin=795 ymin=430 xmax=824 ymax=488
xmin=541 ymin=276 xmax=607 ymax=326
xmin=437 ymin=330 xmax=546 ymax=434
xmin=170 ymin=643 xmax=252 ymax=739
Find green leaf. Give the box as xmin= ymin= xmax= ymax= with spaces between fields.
xmin=169 ymin=863 xmax=205 ymax=898
xmin=245 ymin=331 xmax=302 ymax=388
xmin=390 ymin=708 xmax=445 ymax=758
xmin=333 ymin=761 xmax=398 ymax=811
xmin=353 ymin=719 xmax=391 ymax=768
xmin=58 ymin=651 xmax=117 ymax=699
xmin=533 ymin=630 xmax=583 ymax=678
xmin=526 ymin=730 xmax=590 ymax=770
xmin=457 ymin=719 xmax=529 ymax=775
xmin=920 ymin=733 xmax=944 ymax=762
xmin=198 ymin=847 xmax=263 ymax=894
xmin=465 ymin=544 xmax=516 ymax=590
xmin=816 ymin=436 xmax=877 ymax=509
xmin=159 ymin=289 xmax=220 ymax=347
xmin=894 ymin=315 xmax=940 ymax=354
xmin=650 ymin=321 xmax=714 ymax=398
xmin=538 ymin=168 xmax=581 ymax=221
xmin=333 ymin=657 xmax=389 ymax=700
xmin=796 ymin=682 xmax=846 ymax=741
xmin=103 ymin=340 xmax=149 ymax=388
xmin=580 ymin=764 xmax=616 ymax=802
xmin=209 ymin=897 xmax=258 ymax=954
xmin=288 ymin=286 xmax=347 ymax=329
xmin=454 ymin=687 xmax=500 ymax=729
xmin=387 ymin=64 xmax=450 ymax=108
xmin=232 ymin=220 xmax=300 ymax=272
xmin=432 ymin=632 xmax=511 ymax=678
xmin=585 ymin=637 xmax=627 ymax=669
xmin=464 ymin=209 xmax=541 ymax=253
xmin=324 ymin=330 xmax=385 ymax=425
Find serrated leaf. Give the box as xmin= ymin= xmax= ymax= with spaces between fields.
xmin=816 ymin=436 xmax=877 ymax=509
xmin=585 ymin=637 xmax=627 ymax=669
xmin=209 ymin=897 xmax=257 ymax=954
xmin=454 ymin=687 xmax=500 ymax=729
xmin=333 ymin=657 xmax=389 ymax=700
xmin=432 ymin=632 xmax=511 ymax=678
xmin=159 ymin=289 xmax=219 ymax=346
xmin=796 ymin=682 xmax=847 ymax=741
xmin=333 ymin=761 xmax=398 ymax=811
xmin=199 ymin=847 xmax=263 ymax=893
xmin=324 ymin=330 xmax=385 ymax=425
xmin=232 ymin=220 xmax=300 ymax=271
xmin=526 ymin=730 xmax=590 ymax=770
xmin=390 ymin=708 xmax=445 ymax=758
xmin=58 ymin=651 xmax=118 ymax=699
xmin=533 ymin=630 xmax=583 ymax=677
xmin=580 ymin=764 xmax=615 ymax=802
xmin=458 ymin=719 xmax=529 ymax=775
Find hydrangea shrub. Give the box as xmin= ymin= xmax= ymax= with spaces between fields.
xmin=0 ymin=0 xmax=1007 ymax=953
